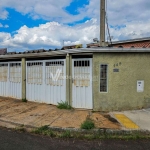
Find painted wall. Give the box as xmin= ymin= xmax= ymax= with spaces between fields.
xmin=93 ymin=53 xmax=150 ymax=111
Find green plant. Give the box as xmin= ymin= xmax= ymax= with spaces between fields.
xmin=33 ymin=125 xmax=49 ymax=134
xmin=81 ymin=119 xmax=95 ymax=130
xmin=57 ymin=101 xmax=72 ymax=110
xmin=59 ymin=130 xmax=71 ymax=138
xmin=33 ymin=125 xmax=55 ymax=137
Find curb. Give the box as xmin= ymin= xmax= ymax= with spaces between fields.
xmin=0 ymin=118 xmax=150 ymax=135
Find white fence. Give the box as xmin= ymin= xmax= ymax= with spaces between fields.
xmin=0 ymin=58 xmax=93 ymax=109
xmin=26 ymin=59 xmax=66 ymax=105
xmin=0 ymin=62 xmax=22 ymax=99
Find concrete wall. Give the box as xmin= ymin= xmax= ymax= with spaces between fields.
xmin=93 ymin=53 xmax=150 ymax=111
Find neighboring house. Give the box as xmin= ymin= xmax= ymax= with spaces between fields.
xmin=112 ymin=37 xmax=150 ymax=48
xmin=87 ymin=37 xmax=150 ymax=48
xmin=0 ymin=47 xmax=150 ymax=111
xmin=0 ymin=48 xmax=7 ymax=55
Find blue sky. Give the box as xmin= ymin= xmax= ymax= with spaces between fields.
xmin=0 ymin=0 xmax=150 ymax=52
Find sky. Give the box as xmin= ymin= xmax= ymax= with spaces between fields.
xmin=0 ymin=0 xmax=150 ymax=52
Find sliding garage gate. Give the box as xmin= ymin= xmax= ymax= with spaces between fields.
xmin=26 ymin=60 xmax=66 ymax=105
xmin=72 ymin=59 xmax=93 ymax=109
xmin=0 ymin=62 xmax=22 ymax=99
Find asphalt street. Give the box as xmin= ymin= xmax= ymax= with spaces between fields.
xmin=0 ymin=127 xmax=150 ymax=150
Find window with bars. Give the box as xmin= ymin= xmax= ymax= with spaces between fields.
xmin=27 ymin=62 xmax=43 ymax=84
xmin=100 ymin=64 xmax=108 ymax=92
xmin=45 ymin=61 xmax=64 ymax=86
xmin=0 ymin=64 xmax=8 ymax=82
xmin=73 ymin=60 xmax=90 ymax=87
xmin=10 ymin=63 xmax=21 ymax=83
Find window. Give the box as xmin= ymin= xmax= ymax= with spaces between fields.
xmin=45 ymin=61 xmax=64 ymax=86
xmin=10 ymin=63 xmax=21 ymax=83
xmin=27 ymin=62 xmax=43 ymax=84
xmin=0 ymin=64 xmax=8 ymax=82
xmin=100 ymin=64 xmax=108 ymax=92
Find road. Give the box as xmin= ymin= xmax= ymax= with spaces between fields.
xmin=0 ymin=127 xmax=150 ymax=150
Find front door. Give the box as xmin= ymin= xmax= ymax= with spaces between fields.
xmin=72 ymin=59 xmax=93 ymax=109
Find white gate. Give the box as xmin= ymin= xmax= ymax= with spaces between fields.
xmin=26 ymin=59 xmax=66 ymax=105
xmin=72 ymin=59 xmax=93 ymax=109
xmin=0 ymin=63 xmax=8 ymax=97
xmin=0 ymin=62 xmax=22 ymax=99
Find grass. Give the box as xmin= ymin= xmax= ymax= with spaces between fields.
xmin=81 ymin=119 xmax=95 ymax=130
xmin=32 ymin=125 xmax=55 ymax=137
xmin=31 ymin=125 xmax=150 ymax=140
xmin=57 ymin=101 xmax=72 ymax=110
xmin=59 ymin=130 xmax=72 ymax=138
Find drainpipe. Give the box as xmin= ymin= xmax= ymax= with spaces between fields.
xmin=100 ymin=0 xmax=106 ymax=47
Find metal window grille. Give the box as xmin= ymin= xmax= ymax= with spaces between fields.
xmin=100 ymin=64 xmax=108 ymax=92
xmin=27 ymin=62 xmax=43 ymax=84
xmin=0 ymin=64 xmax=8 ymax=82
xmin=10 ymin=63 xmax=21 ymax=83
xmin=45 ymin=61 xmax=64 ymax=86
xmin=74 ymin=60 xmax=90 ymax=87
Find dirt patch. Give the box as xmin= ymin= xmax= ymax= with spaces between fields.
xmin=90 ymin=113 xmax=120 ymax=129
xmin=0 ymin=97 xmax=121 ymax=130
xmin=103 ymin=114 xmax=119 ymax=123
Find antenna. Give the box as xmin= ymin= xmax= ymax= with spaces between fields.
xmin=93 ymin=38 xmax=99 ymax=43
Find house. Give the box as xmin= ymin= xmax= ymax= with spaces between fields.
xmin=87 ymin=37 xmax=150 ymax=48
xmin=0 ymin=47 xmax=150 ymax=111
xmin=112 ymin=37 xmax=150 ymax=48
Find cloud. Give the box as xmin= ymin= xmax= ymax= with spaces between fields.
xmin=0 ymin=9 xmax=9 ymax=20
xmin=0 ymin=0 xmax=86 ymax=23
xmin=0 ymin=0 xmax=150 ymax=51
xmin=0 ymin=23 xmax=9 ymax=28
xmin=0 ymin=17 xmax=149 ymax=52
xmin=0 ymin=19 xmax=99 ymax=51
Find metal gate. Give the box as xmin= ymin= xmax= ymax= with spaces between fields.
xmin=26 ymin=59 xmax=66 ymax=105
xmin=0 ymin=62 xmax=22 ymax=99
xmin=0 ymin=63 xmax=8 ymax=97
xmin=72 ymin=58 xmax=93 ymax=109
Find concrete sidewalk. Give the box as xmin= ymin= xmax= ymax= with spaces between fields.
xmin=111 ymin=109 xmax=150 ymax=131
xmin=0 ymin=97 xmax=120 ymax=130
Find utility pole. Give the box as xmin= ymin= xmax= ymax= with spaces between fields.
xmin=100 ymin=0 xmax=106 ymax=47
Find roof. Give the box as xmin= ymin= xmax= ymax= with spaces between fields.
xmin=0 ymin=48 xmax=7 ymax=55
xmin=112 ymin=37 xmax=150 ymax=44
xmin=1 ymin=47 xmax=150 ymax=60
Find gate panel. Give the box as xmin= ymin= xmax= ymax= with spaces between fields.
xmin=26 ymin=59 xmax=66 ymax=105
xmin=72 ymin=59 xmax=93 ymax=109
xmin=9 ymin=62 xmax=22 ymax=99
xmin=26 ymin=61 xmax=44 ymax=103
xmin=0 ymin=63 xmax=8 ymax=97
xmin=45 ymin=60 xmax=66 ymax=105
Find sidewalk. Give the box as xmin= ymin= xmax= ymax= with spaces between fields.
xmin=111 ymin=109 xmax=150 ymax=131
xmin=0 ymin=97 xmax=120 ymax=130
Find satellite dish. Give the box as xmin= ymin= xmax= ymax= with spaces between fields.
xmin=93 ymin=38 xmax=99 ymax=43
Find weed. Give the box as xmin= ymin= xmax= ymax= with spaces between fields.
xmin=59 ymin=130 xmax=72 ymax=138
xmin=57 ymin=101 xmax=72 ymax=110
xmin=81 ymin=119 xmax=95 ymax=130
xmin=15 ymin=126 xmax=26 ymax=132
xmin=33 ymin=126 xmax=55 ymax=137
